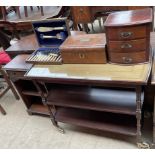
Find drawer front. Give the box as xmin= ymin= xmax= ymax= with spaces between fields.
xmin=106 ymin=25 xmax=147 ymax=40
xmin=109 ymin=51 xmax=148 ymax=64
xmin=62 ymin=49 xmax=107 ymax=64
xmin=108 ymin=39 xmax=147 ymax=52
xmin=7 ymin=70 xmax=25 ymax=78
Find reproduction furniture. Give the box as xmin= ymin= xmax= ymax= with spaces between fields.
xmin=104 ymin=8 xmax=152 ymax=64
xmin=71 ymin=6 xmax=153 ymax=31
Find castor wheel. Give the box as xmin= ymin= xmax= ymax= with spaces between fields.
xmin=137 ymin=142 xmax=150 ymax=149
xmin=27 ymin=111 xmax=33 ymax=115
xmin=55 ymin=126 xmax=65 ymax=134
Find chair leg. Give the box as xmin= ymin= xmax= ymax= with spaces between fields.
xmin=1 ymin=6 xmax=7 ymax=21
xmin=30 ymin=6 xmax=33 ymax=11
xmin=0 ymin=69 xmax=20 ymax=100
xmin=24 ymin=6 xmax=28 ymax=17
xmin=0 ymin=104 xmax=6 ymax=115
xmin=15 ymin=6 xmax=21 ymax=19
xmin=40 ymin=6 xmax=44 ymax=16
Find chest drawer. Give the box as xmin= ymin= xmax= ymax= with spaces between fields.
xmin=61 ymin=49 xmax=107 ymax=64
xmin=108 ymin=39 xmax=147 ymax=52
xmin=106 ymin=25 xmax=148 ymax=41
xmin=109 ymin=51 xmax=148 ymax=64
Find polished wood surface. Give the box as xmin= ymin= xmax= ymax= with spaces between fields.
xmin=3 ymin=54 xmax=32 ymax=71
xmin=55 ymin=107 xmax=137 ymax=136
xmin=47 ymin=85 xmax=138 ymax=115
xmin=106 ymin=25 xmax=148 ymax=41
xmin=6 ymin=34 xmax=38 ymax=57
xmin=104 ymin=8 xmax=152 ymax=27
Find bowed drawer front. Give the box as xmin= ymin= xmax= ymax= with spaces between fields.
xmin=108 ymin=39 xmax=147 ymax=52
xmin=104 ymin=8 xmax=152 ymax=64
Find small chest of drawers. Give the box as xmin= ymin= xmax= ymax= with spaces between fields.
xmin=104 ymin=8 xmax=152 ymax=64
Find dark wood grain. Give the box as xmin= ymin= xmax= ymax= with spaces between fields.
xmin=104 ymin=8 xmax=152 ymax=27
xmin=55 ymin=107 xmax=137 ymax=136
xmin=3 ymin=54 xmax=32 ymax=71
xmin=47 ymin=85 xmax=140 ymax=115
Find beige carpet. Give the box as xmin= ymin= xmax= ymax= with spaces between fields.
xmin=0 ymin=90 xmax=153 ymax=149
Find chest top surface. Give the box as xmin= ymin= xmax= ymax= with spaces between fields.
xmin=104 ymin=8 xmax=152 ymax=27
xmin=60 ymin=33 xmax=106 ymax=49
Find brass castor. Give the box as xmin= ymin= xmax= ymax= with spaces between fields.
xmin=144 ymin=111 xmax=152 ymax=118
xmin=55 ymin=126 xmax=65 ymax=134
xmin=27 ymin=111 xmax=33 ymax=115
xmin=137 ymin=142 xmax=150 ymax=149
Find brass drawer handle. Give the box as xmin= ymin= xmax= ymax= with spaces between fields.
xmin=121 ymin=43 xmax=132 ymax=49
xmin=120 ymin=32 xmax=133 ymax=38
xmin=79 ymin=53 xmax=85 ymax=59
xmin=122 ymin=57 xmax=133 ymax=63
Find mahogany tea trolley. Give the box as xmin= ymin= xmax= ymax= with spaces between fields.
xmin=25 ymin=62 xmax=152 ymax=148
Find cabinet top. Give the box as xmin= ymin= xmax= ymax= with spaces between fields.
xmin=104 ymin=8 xmax=152 ymax=27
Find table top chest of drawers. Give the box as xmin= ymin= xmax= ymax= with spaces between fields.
xmin=104 ymin=8 xmax=153 ymax=64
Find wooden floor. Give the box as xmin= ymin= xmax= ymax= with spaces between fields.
xmin=0 ymin=6 xmax=62 ymax=23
